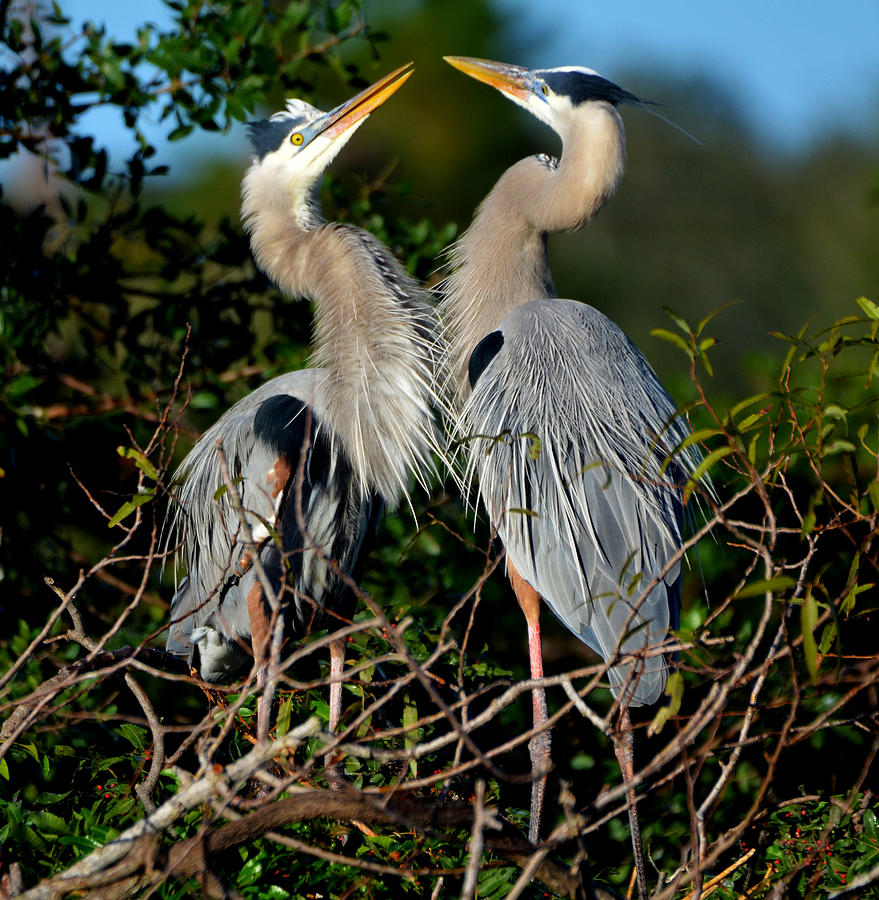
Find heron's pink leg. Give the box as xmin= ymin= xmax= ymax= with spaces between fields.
xmin=509 ymin=561 xmax=551 ymax=844
xmin=324 ymin=638 xmax=346 ymax=777
xmin=614 ymin=707 xmax=647 ymax=900
xmin=247 ymin=582 xmax=272 ymax=743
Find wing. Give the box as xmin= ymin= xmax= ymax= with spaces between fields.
xmin=166 ymin=370 xmax=322 ymax=663
xmin=167 ymin=368 xmax=384 ymax=680
xmin=462 ymin=299 xmax=698 ymax=706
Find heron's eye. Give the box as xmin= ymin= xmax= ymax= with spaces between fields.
xmin=290 ymin=132 xmax=304 ymax=146
xmin=540 ymin=84 xmax=549 ymax=96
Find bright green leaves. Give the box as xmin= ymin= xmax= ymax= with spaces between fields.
xmin=116 ymin=445 xmax=158 ymax=481
xmin=107 ymin=445 xmax=159 ymax=527
xmin=649 ymin=670 xmax=683 ymax=736
xmin=856 ymin=296 xmax=879 ymax=320
xmin=683 ymin=445 xmax=732 ymax=501
xmin=733 ymin=576 xmax=796 ymax=600
xmin=763 ymin=794 xmax=879 ymax=895
xmin=650 ymin=304 xmax=729 ymax=377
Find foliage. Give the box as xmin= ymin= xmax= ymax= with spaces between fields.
xmin=2 ymin=1 xmax=878 ymax=899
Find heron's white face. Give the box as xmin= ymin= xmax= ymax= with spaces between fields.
xmin=502 ymin=72 xmax=580 ymax=132
xmin=244 ymin=63 xmax=413 ymax=197
xmin=242 ymin=64 xmax=413 ymax=229
xmin=250 ymin=102 xmax=368 ymax=191
xmin=445 ymin=57 xmax=636 ymax=138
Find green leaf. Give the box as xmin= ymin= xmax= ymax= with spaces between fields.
xmin=650 ymin=327 xmax=693 ymax=356
xmin=823 ymin=404 xmax=848 ymax=421
xmin=403 ymin=697 xmax=419 ymax=777
xmin=738 ymin=411 xmax=766 ymax=431
xmin=0 ymin=758 xmax=7 ymax=780
xmin=818 ymin=622 xmax=837 ymax=656
xmin=570 ymin=752 xmax=594 ymax=771
xmin=728 ymin=393 xmax=769 ymax=421
xmin=802 ymin=591 xmax=819 ymax=684
xmin=696 ymin=301 xmax=742 ymax=335
xmin=747 ymin=433 xmax=760 ymax=465
xmin=525 ymin=432 xmax=542 ymax=460
xmin=117 ymin=723 xmax=147 ymax=749
xmin=662 ymin=306 xmax=691 ymax=333
xmin=276 ymin=693 xmax=293 ymax=738
xmin=478 ymin=866 xmax=518 ymax=898
xmin=734 ymin=576 xmax=797 ymax=599
xmin=17 ymin=742 xmax=40 ymax=763
xmin=699 ymin=348 xmax=714 ymax=377
xmin=841 ymin=582 xmax=874 ymax=616
xmin=237 ymin=856 xmax=263 ymax=887
xmin=822 ymin=439 xmax=855 ymax=457
xmin=28 ymin=811 xmax=70 ymax=836
xmin=116 ymin=446 xmax=158 ymax=481
xmin=212 ymin=475 xmax=243 ymax=502
xmin=684 ymin=445 xmax=733 ymax=500
xmin=801 ymin=510 xmax=816 ymax=536
xmin=857 ymin=296 xmax=879 ymax=320
xmin=107 ymin=490 xmax=154 ymax=527
xmin=649 ymin=671 xmax=683 ymax=736
xmin=190 ymin=389 xmax=219 ymax=409
xmin=676 ymin=427 xmax=721 ymax=452
xmin=260 ymin=887 xmax=291 ymax=899
xmin=865 ymin=808 xmax=878 ymax=840
xmin=7 ymin=374 xmax=40 ymax=400
xmin=417 ymin=530 xmax=442 ymax=556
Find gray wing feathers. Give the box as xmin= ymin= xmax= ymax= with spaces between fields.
xmin=167 ymin=369 xmax=322 ymax=655
xmin=462 ymin=299 xmax=698 ymax=706
xmin=167 ymin=576 xmax=195 ymax=659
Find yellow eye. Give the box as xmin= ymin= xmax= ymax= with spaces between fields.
xmin=290 ymin=132 xmax=304 ymax=146
xmin=541 ymin=84 xmax=549 ymax=96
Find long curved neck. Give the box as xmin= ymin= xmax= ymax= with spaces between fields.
xmin=441 ymin=103 xmax=626 ymax=393
xmin=241 ymin=172 xmax=441 ymax=505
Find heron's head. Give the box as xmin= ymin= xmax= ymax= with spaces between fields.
xmin=242 ymin=63 xmax=413 ymax=227
xmin=444 ymin=56 xmax=643 ymax=137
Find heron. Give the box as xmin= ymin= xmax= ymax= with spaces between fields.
xmin=440 ymin=56 xmax=702 ymax=889
xmin=167 ymin=63 xmax=446 ymax=750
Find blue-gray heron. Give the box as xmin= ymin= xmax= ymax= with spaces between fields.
xmin=167 ymin=63 xmax=445 ymax=747
xmin=441 ymin=56 xmax=701 ymax=887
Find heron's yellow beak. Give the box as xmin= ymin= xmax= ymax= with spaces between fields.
xmin=320 ymin=62 xmax=414 ymax=140
xmin=444 ymin=56 xmax=531 ymax=102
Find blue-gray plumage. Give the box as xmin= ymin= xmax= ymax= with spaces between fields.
xmin=167 ymin=371 xmax=383 ymax=681
xmin=166 ymin=64 xmax=447 ymax=744
xmin=464 ymin=299 xmax=688 ymax=702
xmin=441 ymin=57 xmax=703 ymax=875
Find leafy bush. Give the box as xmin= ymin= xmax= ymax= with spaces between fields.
xmin=1 ymin=2 xmax=877 ymax=899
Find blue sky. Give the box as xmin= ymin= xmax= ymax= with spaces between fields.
xmin=513 ymin=0 xmax=879 ymax=151
xmin=47 ymin=0 xmax=879 ymax=162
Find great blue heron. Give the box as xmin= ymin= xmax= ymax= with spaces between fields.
xmin=167 ymin=63 xmax=445 ymax=749
xmin=440 ymin=56 xmax=702 ymax=889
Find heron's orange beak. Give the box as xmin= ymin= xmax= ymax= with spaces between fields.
xmin=444 ymin=56 xmax=531 ymax=102
xmin=320 ymin=62 xmax=414 ymax=139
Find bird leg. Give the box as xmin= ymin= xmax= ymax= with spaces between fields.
xmin=614 ymin=706 xmax=648 ymax=900
xmin=247 ymin=582 xmax=272 ymax=743
xmin=509 ymin=560 xmax=551 ymax=845
xmin=324 ymin=637 xmax=346 ymax=778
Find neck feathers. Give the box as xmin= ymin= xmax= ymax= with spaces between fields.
xmin=241 ymin=165 xmax=444 ymax=505
xmin=307 ymin=226 xmax=444 ymax=503
xmin=440 ymin=102 xmax=626 ymax=394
